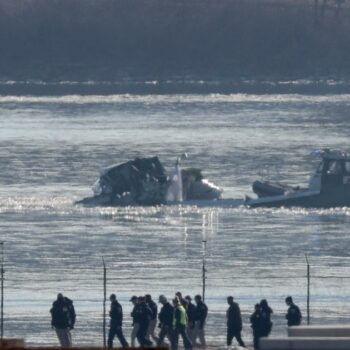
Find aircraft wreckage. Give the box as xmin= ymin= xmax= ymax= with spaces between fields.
xmin=76 ymin=154 xmax=223 ymax=206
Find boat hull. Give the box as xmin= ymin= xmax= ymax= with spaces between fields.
xmin=246 ymin=184 xmax=350 ymax=208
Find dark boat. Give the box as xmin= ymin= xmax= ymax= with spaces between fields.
xmin=252 ymin=180 xmax=301 ymax=198
xmin=76 ymin=155 xmax=223 ymax=206
xmin=245 ymin=149 xmax=350 ymax=208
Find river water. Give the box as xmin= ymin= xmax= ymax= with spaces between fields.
xmin=1 ymin=80 xmax=350 ymax=346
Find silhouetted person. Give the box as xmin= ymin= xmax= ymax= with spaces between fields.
xmin=145 ymin=294 xmax=158 ymax=342
xmin=157 ymin=295 xmax=174 ymax=347
xmin=259 ymin=299 xmax=273 ymax=337
xmin=250 ymin=304 xmax=261 ymax=350
xmin=226 ymin=296 xmax=245 ymax=348
xmin=285 ymin=296 xmax=302 ymax=326
xmin=184 ymin=296 xmax=196 ymax=345
xmin=130 ymin=296 xmax=140 ymax=347
xmin=50 ymin=293 xmax=76 ymax=348
xmin=172 ymin=297 xmax=192 ymax=350
xmin=136 ymin=296 xmax=153 ymax=346
xmin=193 ymin=295 xmax=207 ymax=348
xmin=107 ymin=294 xmax=129 ymax=348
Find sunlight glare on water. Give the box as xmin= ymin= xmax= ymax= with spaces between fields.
xmin=1 ymin=87 xmax=350 ymax=345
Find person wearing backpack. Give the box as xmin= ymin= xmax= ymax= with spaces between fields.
xmin=50 ymin=293 xmax=76 ymax=347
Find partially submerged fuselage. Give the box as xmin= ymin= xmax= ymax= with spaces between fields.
xmin=77 ymin=156 xmax=223 ymax=206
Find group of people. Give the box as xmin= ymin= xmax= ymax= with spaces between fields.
xmin=249 ymin=296 xmax=302 ymax=349
xmin=108 ymin=292 xmax=208 ymax=350
xmin=50 ymin=292 xmax=302 ymax=350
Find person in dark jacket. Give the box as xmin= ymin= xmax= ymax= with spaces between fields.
xmin=145 ymin=294 xmax=158 ymax=342
xmin=226 ymin=296 xmax=245 ymax=348
xmin=259 ymin=299 xmax=273 ymax=337
xmin=107 ymin=294 xmax=129 ymax=348
xmin=172 ymin=297 xmax=192 ymax=350
xmin=250 ymin=304 xmax=261 ymax=350
xmin=136 ymin=296 xmax=153 ymax=347
xmin=285 ymin=296 xmax=302 ymax=326
xmin=50 ymin=293 xmax=76 ymax=348
xmin=184 ymin=296 xmax=196 ymax=345
xmin=157 ymin=295 xmax=174 ymax=347
xmin=193 ymin=295 xmax=208 ymax=348
xmin=130 ymin=296 xmax=140 ymax=347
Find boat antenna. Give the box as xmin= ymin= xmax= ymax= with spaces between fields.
xmin=176 ymin=153 xmax=188 ymax=165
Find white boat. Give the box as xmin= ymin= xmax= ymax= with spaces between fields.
xmin=245 ymin=149 xmax=350 ymax=208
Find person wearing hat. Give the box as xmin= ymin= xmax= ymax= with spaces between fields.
xmin=226 ymin=296 xmax=245 ymax=348
xmin=184 ymin=296 xmax=196 ymax=345
xmin=108 ymin=294 xmax=129 ymax=348
xmin=145 ymin=294 xmax=158 ymax=342
xmin=285 ymin=296 xmax=302 ymax=326
xmin=193 ymin=295 xmax=208 ymax=348
xmin=130 ymin=296 xmax=140 ymax=347
xmin=50 ymin=293 xmax=76 ymax=347
xmin=157 ymin=295 xmax=174 ymax=347
xmin=172 ymin=297 xmax=192 ymax=350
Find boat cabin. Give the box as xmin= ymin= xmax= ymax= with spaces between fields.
xmin=317 ymin=149 xmax=350 ymax=187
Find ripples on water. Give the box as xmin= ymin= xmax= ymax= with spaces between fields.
xmin=1 ymin=82 xmax=350 ymax=345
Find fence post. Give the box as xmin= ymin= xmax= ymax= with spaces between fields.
xmin=0 ymin=242 xmax=4 ymax=340
xmin=202 ymin=240 xmax=207 ymax=302
xmin=102 ymin=257 xmax=107 ymax=348
xmin=305 ymin=254 xmax=310 ymax=325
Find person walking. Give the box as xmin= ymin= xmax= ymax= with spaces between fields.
xmin=175 ymin=292 xmax=188 ymax=309
xmin=184 ymin=296 xmax=196 ymax=345
xmin=145 ymin=294 xmax=158 ymax=342
xmin=157 ymin=295 xmax=174 ymax=347
xmin=193 ymin=295 xmax=207 ymax=348
xmin=50 ymin=293 xmax=76 ymax=348
xmin=136 ymin=296 xmax=153 ymax=347
xmin=172 ymin=297 xmax=192 ymax=350
xmin=285 ymin=296 xmax=302 ymax=326
xmin=130 ymin=296 xmax=140 ymax=347
xmin=250 ymin=304 xmax=261 ymax=350
xmin=226 ymin=296 xmax=245 ymax=348
xmin=107 ymin=294 xmax=129 ymax=348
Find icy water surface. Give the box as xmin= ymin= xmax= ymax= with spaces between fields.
xmin=1 ymin=81 xmax=350 ymax=346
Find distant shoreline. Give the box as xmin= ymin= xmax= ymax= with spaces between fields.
xmin=1 ymin=0 xmax=350 ymax=82
xmin=1 ymin=77 xmax=350 ymax=95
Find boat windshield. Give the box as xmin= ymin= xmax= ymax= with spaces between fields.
xmin=316 ymin=161 xmax=324 ymax=173
xmin=345 ymin=161 xmax=350 ymax=174
xmin=327 ymin=160 xmax=342 ymax=175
